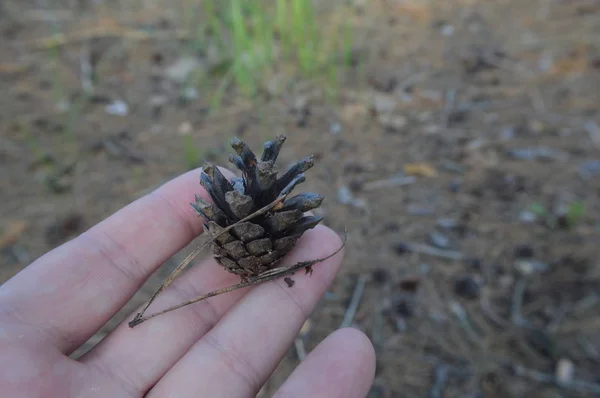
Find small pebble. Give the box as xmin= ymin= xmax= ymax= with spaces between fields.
xmin=105 ymin=100 xmax=129 ymax=116
xmin=181 ymin=86 xmax=198 ymax=101
xmin=329 ymin=122 xmax=343 ymax=135
xmin=515 ymin=260 xmax=549 ymax=276
xmin=519 ymin=210 xmax=537 ymax=223
xmin=454 ymin=275 xmax=481 ymax=300
xmin=440 ymin=24 xmax=455 ymax=36
xmin=178 ymin=121 xmax=193 ymax=136
xmin=555 ymin=358 xmax=575 ymax=386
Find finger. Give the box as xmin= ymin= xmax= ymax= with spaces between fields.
xmin=148 ymin=225 xmax=344 ymax=398
xmin=80 ymin=255 xmax=246 ymax=396
xmin=0 ymin=167 xmax=234 ymax=353
xmin=273 ymin=328 xmax=376 ymax=398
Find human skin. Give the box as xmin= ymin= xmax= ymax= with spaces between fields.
xmin=0 ymin=166 xmax=376 ymax=397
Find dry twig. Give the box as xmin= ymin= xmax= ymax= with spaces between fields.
xmin=449 ymin=302 xmax=482 ymax=345
xmin=340 ymin=274 xmax=368 ymax=328
xmin=362 ymin=176 xmax=416 ymax=191
xmin=405 ymin=242 xmax=464 ymax=261
xmin=428 ymin=364 xmax=449 ymax=398
xmin=28 ymin=28 xmax=188 ymax=49
xmin=511 ymin=278 xmax=529 ymax=327
xmin=294 ymin=338 xmax=306 ymax=361
xmin=442 ymin=89 xmax=457 ymax=128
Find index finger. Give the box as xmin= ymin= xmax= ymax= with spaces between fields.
xmin=0 ymin=167 xmax=233 ymax=354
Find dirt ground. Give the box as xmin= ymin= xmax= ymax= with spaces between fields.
xmin=2 ymin=0 xmax=600 ymax=396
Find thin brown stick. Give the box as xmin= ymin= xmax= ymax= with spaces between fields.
xmin=404 ymin=242 xmax=464 ymax=261
xmin=129 ymin=230 xmax=346 ymax=327
xmin=131 ymin=195 xmax=288 ymax=325
xmin=28 ymin=28 xmax=189 ymax=49
xmin=340 ymin=274 xmax=368 ymax=328
xmin=133 ymin=242 xmax=209 ymax=322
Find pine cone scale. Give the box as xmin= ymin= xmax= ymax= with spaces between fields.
xmin=231 ymin=222 xmax=265 ymax=242
xmin=246 ymin=238 xmax=272 ymax=255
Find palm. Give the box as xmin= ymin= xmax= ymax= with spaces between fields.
xmin=0 ymin=168 xmax=375 ymax=397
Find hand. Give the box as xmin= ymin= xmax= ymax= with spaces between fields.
xmin=0 ymin=167 xmax=376 ymax=397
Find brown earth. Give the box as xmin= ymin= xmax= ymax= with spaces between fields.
xmin=2 ymin=0 xmax=600 ymax=396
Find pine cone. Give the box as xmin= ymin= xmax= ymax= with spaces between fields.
xmin=191 ymin=135 xmax=324 ymax=281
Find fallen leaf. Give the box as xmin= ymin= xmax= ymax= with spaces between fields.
xmin=404 ymin=163 xmax=437 ymax=178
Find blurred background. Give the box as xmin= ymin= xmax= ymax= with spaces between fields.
xmin=1 ymin=0 xmax=600 ymax=396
